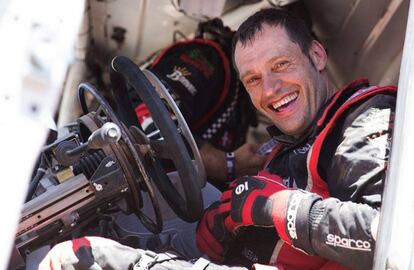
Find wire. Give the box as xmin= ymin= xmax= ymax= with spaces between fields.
xmin=25 ymin=155 xmax=47 ymax=202
xmin=173 ymin=30 xmax=188 ymax=43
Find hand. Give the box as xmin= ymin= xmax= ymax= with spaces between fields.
xmin=196 ymin=202 xmax=233 ymax=262
xmin=219 ymin=175 xmax=289 ymax=233
xmin=220 ymin=175 xmax=322 ymax=247
xmin=197 ymin=201 xmax=284 ymax=266
xmin=234 ymin=144 xmax=267 ymax=178
xmin=200 ymin=143 xmax=267 ymax=184
xmin=39 ymin=236 xmax=141 ymax=270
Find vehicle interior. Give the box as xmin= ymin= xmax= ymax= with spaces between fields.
xmin=1 ymin=0 xmax=412 ymax=269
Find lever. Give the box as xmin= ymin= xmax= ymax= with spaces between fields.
xmin=87 ymin=122 xmax=121 ymax=149
xmin=56 ymin=123 xmax=121 ymax=165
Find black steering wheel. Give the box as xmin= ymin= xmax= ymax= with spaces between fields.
xmin=109 ymin=56 xmax=204 ymax=223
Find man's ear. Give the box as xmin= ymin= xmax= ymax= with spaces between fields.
xmin=308 ymin=40 xmax=327 ymax=71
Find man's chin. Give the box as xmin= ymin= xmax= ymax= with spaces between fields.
xmin=275 ymin=125 xmax=306 ymax=137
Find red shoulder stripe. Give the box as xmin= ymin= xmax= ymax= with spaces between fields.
xmin=317 ymin=78 xmax=369 ymax=126
xmin=309 ymin=86 xmax=396 ymax=194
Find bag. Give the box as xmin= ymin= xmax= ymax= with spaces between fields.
xmin=136 ymin=19 xmax=257 ymax=151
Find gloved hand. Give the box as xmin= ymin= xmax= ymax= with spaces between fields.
xmin=196 ymin=202 xmax=280 ymax=266
xmin=219 ymin=174 xmax=320 ymax=246
xmin=196 ymin=174 xmax=287 ymax=263
xmin=196 ymin=175 xmax=288 ymax=262
xmin=196 ymin=202 xmax=233 ymax=262
xmin=219 ymin=175 xmax=288 ymax=232
xmin=39 ymin=236 xmax=141 ymax=270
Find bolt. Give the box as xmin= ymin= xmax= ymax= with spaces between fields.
xmin=70 ymin=212 xmax=80 ymax=223
xmin=107 ymin=128 xmax=118 ymax=138
xmin=105 ymin=160 xmax=115 ymax=168
xmin=94 ymin=183 xmax=103 ymax=191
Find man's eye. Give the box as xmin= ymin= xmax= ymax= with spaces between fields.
xmin=246 ymin=77 xmax=260 ymax=85
xmin=273 ymin=61 xmax=289 ymax=71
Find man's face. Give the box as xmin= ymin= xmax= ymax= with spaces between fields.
xmin=235 ymin=24 xmax=329 ymax=136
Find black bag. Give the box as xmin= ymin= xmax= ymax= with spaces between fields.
xmin=136 ymin=19 xmax=256 ymax=151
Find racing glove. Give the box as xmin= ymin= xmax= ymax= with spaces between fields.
xmin=196 ymin=202 xmax=279 ymax=266
xmin=196 ymin=202 xmax=232 ymax=262
xmin=219 ymin=174 xmax=322 ymax=249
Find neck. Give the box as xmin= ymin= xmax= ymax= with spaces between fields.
xmin=326 ymin=80 xmax=338 ymax=100
xmin=319 ymin=72 xmax=337 ymax=102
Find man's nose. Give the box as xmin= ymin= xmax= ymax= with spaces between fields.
xmin=262 ymin=75 xmax=282 ymax=97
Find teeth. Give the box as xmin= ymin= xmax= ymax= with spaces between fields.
xmin=272 ymin=92 xmax=298 ymax=110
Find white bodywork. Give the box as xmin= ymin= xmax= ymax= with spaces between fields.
xmin=0 ymin=1 xmax=84 ymax=269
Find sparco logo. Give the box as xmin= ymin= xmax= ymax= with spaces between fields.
xmin=326 ymin=234 xmax=371 ymax=251
xmin=286 ymin=193 xmax=302 ymax=239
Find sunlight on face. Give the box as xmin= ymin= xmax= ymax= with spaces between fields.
xmin=235 ymin=24 xmax=330 ymax=137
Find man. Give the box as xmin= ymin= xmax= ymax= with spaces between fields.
xmin=39 ymin=8 xmax=395 ymax=270
xmin=196 ymin=8 xmax=395 ymax=270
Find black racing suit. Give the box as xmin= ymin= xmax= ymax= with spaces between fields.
xmin=258 ymin=79 xmax=396 ymax=269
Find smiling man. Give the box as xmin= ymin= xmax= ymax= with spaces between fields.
xmin=235 ymin=23 xmax=335 ymax=137
xmin=196 ymin=8 xmax=397 ymax=270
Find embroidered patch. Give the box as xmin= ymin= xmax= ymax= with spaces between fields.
xmin=293 ymin=143 xmax=311 ymax=155
xmin=166 ymin=66 xmax=197 ymax=95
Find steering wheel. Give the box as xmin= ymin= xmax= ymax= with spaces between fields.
xmin=78 ymin=82 xmax=163 ymax=234
xmin=109 ymin=56 xmax=204 ymax=223
xmin=142 ymin=69 xmax=206 ymax=186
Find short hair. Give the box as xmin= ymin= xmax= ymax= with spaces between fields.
xmin=232 ymin=8 xmax=314 ymax=71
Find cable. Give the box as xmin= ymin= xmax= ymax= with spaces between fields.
xmin=25 ymin=155 xmax=47 ymax=202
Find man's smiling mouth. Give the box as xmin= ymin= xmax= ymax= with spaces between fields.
xmin=269 ymin=92 xmax=299 ymax=112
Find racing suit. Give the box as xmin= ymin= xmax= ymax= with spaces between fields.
xmin=38 ymin=79 xmax=395 ymax=270
xmin=245 ymin=78 xmax=396 ymax=269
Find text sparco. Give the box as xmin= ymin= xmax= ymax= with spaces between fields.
xmin=326 ymin=234 xmax=371 ymax=251
xmin=286 ymin=192 xmax=302 ymax=239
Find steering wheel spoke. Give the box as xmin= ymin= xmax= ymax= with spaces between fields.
xmin=148 ymin=139 xmax=171 ymax=160
xmin=95 ymin=105 xmax=104 ymax=117
xmin=129 ymin=125 xmax=150 ymax=145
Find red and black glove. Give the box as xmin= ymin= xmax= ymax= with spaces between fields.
xmin=197 ymin=175 xmax=287 ymax=262
xmin=196 ymin=202 xmax=233 ymax=262
xmin=196 ymin=202 xmax=280 ymax=266
xmin=219 ymin=175 xmax=321 ymax=249
xmin=219 ymin=175 xmax=286 ymax=231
